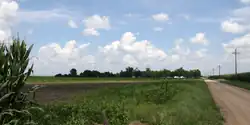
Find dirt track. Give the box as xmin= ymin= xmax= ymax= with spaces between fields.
xmin=205 ymin=80 xmax=250 ymax=125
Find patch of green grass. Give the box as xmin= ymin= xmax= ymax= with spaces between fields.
xmin=220 ymin=80 xmax=250 ymax=90
xmin=32 ymin=80 xmax=223 ymax=125
xmin=27 ymin=76 xmax=161 ymax=83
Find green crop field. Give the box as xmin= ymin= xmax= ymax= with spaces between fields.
xmin=27 ymin=76 xmax=161 ymax=83
xmin=32 ymin=79 xmax=223 ymax=125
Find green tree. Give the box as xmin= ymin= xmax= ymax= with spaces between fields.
xmin=174 ymin=67 xmax=185 ymax=76
xmin=194 ymin=69 xmax=201 ymax=78
xmin=145 ymin=68 xmax=152 ymax=77
xmin=70 ymin=68 xmax=77 ymax=76
xmin=125 ymin=67 xmax=134 ymax=77
xmin=134 ymin=68 xmax=141 ymax=78
xmin=162 ymin=69 xmax=171 ymax=77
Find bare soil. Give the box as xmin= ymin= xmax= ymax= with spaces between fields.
xmin=23 ymin=82 xmax=146 ymax=103
xmin=205 ymin=80 xmax=250 ymax=125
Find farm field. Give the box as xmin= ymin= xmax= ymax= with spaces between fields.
xmin=31 ymin=79 xmax=223 ymax=125
xmin=27 ymin=76 xmax=161 ymax=84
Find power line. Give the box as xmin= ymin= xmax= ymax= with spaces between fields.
xmin=232 ymin=48 xmax=240 ymax=75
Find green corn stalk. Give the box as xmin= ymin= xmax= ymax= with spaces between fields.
xmin=0 ymin=37 xmax=43 ymax=125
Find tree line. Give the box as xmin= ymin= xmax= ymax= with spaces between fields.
xmin=55 ymin=67 xmax=201 ymax=78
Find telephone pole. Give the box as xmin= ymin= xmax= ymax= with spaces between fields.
xmin=232 ymin=48 xmax=240 ymax=75
xmin=218 ymin=65 xmax=221 ymax=76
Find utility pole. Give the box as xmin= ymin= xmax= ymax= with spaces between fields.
xmin=218 ymin=65 xmax=221 ymax=76
xmin=232 ymin=48 xmax=240 ymax=75
xmin=212 ymin=68 xmax=215 ymax=76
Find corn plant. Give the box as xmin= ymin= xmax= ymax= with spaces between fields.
xmin=0 ymin=37 xmax=43 ymax=125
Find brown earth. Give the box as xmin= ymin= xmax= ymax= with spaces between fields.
xmin=205 ymin=80 xmax=250 ymax=125
xmin=23 ymin=82 xmax=148 ymax=103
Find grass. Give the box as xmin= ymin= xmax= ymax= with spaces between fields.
xmin=219 ymin=80 xmax=250 ymax=90
xmin=27 ymin=76 xmax=161 ymax=84
xmin=32 ymin=79 xmax=223 ymax=125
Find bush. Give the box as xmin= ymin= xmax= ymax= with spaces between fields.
xmin=0 ymin=38 xmax=43 ymax=124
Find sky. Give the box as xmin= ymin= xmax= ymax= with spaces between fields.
xmin=1 ymin=0 xmax=250 ymax=76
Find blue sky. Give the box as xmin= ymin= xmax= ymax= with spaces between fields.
xmin=1 ymin=0 xmax=250 ymax=75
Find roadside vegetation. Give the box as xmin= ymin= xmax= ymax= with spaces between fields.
xmin=209 ymin=72 xmax=250 ymax=83
xmin=209 ymin=72 xmax=250 ymax=90
xmin=219 ymin=80 xmax=250 ymax=90
xmin=32 ymin=79 xmax=223 ymax=125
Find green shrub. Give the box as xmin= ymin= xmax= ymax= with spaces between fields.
xmin=0 ymin=38 xmax=43 ymax=125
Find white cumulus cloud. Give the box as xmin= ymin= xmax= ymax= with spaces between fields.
xmin=221 ymin=20 xmax=246 ymax=33
xmin=34 ymin=40 xmax=94 ymax=75
xmin=190 ymin=33 xmax=209 ymax=45
xmin=0 ymin=0 xmax=18 ymax=42
xmin=68 ymin=19 xmax=78 ymax=28
xmin=82 ymin=28 xmax=100 ymax=36
xmin=82 ymin=15 xmax=110 ymax=36
xmin=195 ymin=49 xmax=207 ymax=58
xmin=83 ymin=15 xmax=110 ymax=29
xmin=221 ymin=6 xmax=250 ymax=34
xmin=167 ymin=39 xmax=210 ymax=71
xmin=223 ymin=33 xmax=250 ymax=52
xmin=98 ymin=32 xmax=169 ymax=70
xmin=152 ymin=13 xmax=169 ymax=22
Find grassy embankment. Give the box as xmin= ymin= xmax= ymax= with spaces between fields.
xmin=219 ymin=80 xmax=250 ymax=90
xmin=27 ymin=76 xmax=161 ymax=84
xmin=32 ymin=79 xmax=223 ymax=125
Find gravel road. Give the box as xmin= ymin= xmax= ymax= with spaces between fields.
xmin=205 ymin=80 xmax=250 ymax=125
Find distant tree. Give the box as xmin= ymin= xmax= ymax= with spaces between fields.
xmin=79 ymin=72 xmax=84 ymax=77
xmin=162 ymin=69 xmax=171 ymax=77
xmin=145 ymin=68 xmax=152 ymax=77
xmin=134 ymin=68 xmax=141 ymax=78
xmin=92 ymin=70 xmax=101 ymax=77
xmin=194 ymin=69 xmax=201 ymax=78
xmin=126 ymin=67 xmax=134 ymax=77
xmin=55 ymin=73 xmax=62 ymax=77
xmin=173 ymin=67 xmax=186 ymax=77
xmin=146 ymin=68 xmax=151 ymax=72
xmin=70 ymin=68 xmax=77 ymax=77
xmin=188 ymin=70 xmax=195 ymax=78
xmin=55 ymin=66 xmax=202 ymax=78
xmin=83 ymin=70 xmax=92 ymax=77
xmin=120 ymin=67 xmax=134 ymax=77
